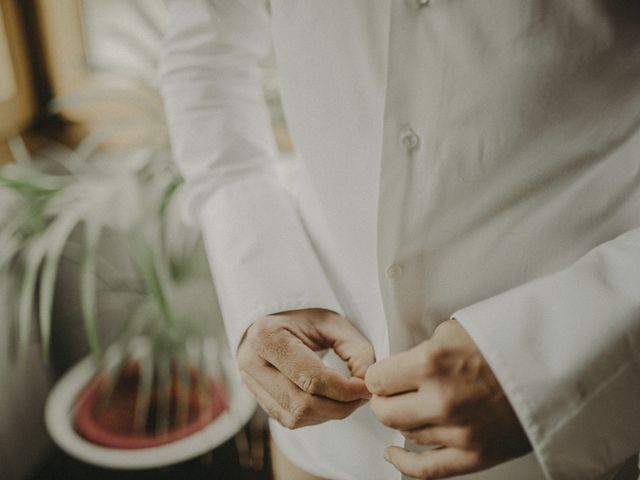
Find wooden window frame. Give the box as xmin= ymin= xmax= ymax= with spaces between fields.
xmin=0 ymin=0 xmax=35 ymax=142
xmin=35 ymin=0 xmax=151 ymax=129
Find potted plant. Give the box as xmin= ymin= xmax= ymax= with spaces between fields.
xmin=0 ymin=130 xmax=256 ymax=468
xmin=0 ymin=1 xmax=260 ymax=467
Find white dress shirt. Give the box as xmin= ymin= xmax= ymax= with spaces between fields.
xmin=160 ymin=1 xmax=640 ymax=479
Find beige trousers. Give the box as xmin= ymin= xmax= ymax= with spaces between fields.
xmin=270 ymin=437 xmax=328 ymax=480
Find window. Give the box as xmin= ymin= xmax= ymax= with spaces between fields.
xmin=0 ymin=0 xmax=35 ymax=148
xmin=0 ymin=6 xmax=17 ymax=103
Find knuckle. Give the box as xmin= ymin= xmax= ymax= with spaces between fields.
xmin=254 ymin=396 xmax=308 ymax=431
xmin=351 ymin=344 xmax=375 ymax=374
xmin=276 ymin=389 xmax=292 ymax=412
xmin=299 ymin=374 xmax=323 ymax=394
xmin=422 ymin=344 xmax=446 ymax=375
xmin=247 ymin=317 xmax=286 ymax=348
xmin=272 ymin=406 xmax=298 ymax=430
xmin=290 ymin=400 xmax=312 ymax=422
xmin=288 ymin=413 xmax=309 ymax=430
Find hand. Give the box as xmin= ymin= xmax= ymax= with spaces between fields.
xmin=237 ymin=308 xmax=375 ymax=429
xmin=365 ymin=319 xmax=531 ymax=479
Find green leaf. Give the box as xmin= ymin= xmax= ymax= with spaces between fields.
xmin=80 ymin=220 xmax=103 ymax=360
xmin=175 ymin=350 xmax=190 ymax=430
xmin=196 ymin=338 xmax=212 ymax=420
xmin=0 ymin=211 xmax=29 ymax=272
xmin=18 ymin=240 xmax=48 ymax=350
xmin=37 ymin=212 xmax=85 ymax=360
xmin=135 ymin=240 xmax=175 ymax=331
xmin=0 ymin=176 xmax=63 ymax=197
xmin=155 ymin=353 xmax=171 ymax=437
xmin=93 ymin=342 xmax=123 ymax=408
xmin=132 ymin=337 xmax=154 ymax=434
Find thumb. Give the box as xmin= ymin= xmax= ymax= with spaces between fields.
xmin=317 ymin=314 xmax=376 ymax=379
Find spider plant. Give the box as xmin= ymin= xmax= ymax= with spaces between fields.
xmin=0 ymin=130 xmax=226 ymax=434
xmin=0 ymin=0 xmax=231 ymax=440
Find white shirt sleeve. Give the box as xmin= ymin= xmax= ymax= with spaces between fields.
xmin=452 ymin=228 xmax=640 ymax=479
xmin=159 ymin=0 xmax=343 ymax=353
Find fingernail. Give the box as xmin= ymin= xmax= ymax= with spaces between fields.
xmin=360 ymin=392 xmax=372 ymax=400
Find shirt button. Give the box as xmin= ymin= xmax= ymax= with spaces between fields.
xmin=414 ymin=0 xmax=430 ymax=7
xmin=400 ymin=128 xmax=420 ymax=152
xmin=386 ymin=264 xmax=403 ymax=280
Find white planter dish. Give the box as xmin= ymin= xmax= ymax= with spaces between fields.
xmin=45 ymin=352 xmax=256 ymax=470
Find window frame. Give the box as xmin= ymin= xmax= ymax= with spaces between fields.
xmin=0 ymin=0 xmax=35 ymax=142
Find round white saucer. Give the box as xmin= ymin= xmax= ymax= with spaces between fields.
xmin=45 ymin=352 xmax=256 ymax=470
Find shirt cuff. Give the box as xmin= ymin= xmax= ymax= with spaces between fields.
xmin=198 ymin=176 xmax=343 ymax=354
xmin=452 ymin=229 xmax=640 ymax=479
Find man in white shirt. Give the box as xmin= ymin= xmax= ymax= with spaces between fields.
xmin=160 ymin=1 xmax=640 ymax=479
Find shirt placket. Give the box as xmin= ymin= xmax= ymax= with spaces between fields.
xmin=377 ymin=0 xmax=439 ymax=357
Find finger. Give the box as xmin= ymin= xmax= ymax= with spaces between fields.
xmin=247 ymin=361 xmax=368 ymax=424
xmin=370 ymin=390 xmax=446 ymax=430
xmin=384 ymin=446 xmax=481 ymax=480
xmin=241 ymin=371 xmax=310 ymax=429
xmin=251 ymin=328 xmax=370 ymax=402
xmin=315 ymin=314 xmax=376 ymax=378
xmin=402 ymin=426 xmax=472 ymax=449
xmin=244 ymin=365 xmax=366 ymax=428
xmin=365 ymin=345 xmax=423 ymax=395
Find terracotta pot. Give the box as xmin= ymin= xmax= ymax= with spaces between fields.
xmin=73 ymin=362 xmax=227 ymax=449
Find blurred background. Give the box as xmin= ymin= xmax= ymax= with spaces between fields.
xmin=3 ymin=2 xmax=638 ymax=480
xmin=0 ymin=1 xmax=290 ymax=479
